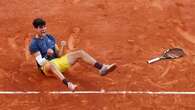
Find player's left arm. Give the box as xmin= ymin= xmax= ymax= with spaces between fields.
xmin=68 ymin=34 xmax=80 ymax=51
xmin=55 ymin=41 xmax=66 ymax=57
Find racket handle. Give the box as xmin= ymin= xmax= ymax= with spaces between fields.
xmin=147 ymin=57 xmax=161 ymax=64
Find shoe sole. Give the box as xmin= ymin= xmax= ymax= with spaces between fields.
xmin=101 ymin=64 xmax=117 ymax=76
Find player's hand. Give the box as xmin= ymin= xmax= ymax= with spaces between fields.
xmin=47 ymin=48 xmax=54 ymax=56
xmin=61 ymin=41 xmax=66 ymax=47
xmin=67 ymin=82 xmax=77 ymax=91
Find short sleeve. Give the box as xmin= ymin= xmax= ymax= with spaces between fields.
xmin=29 ymin=39 xmax=39 ymax=54
xmin=47 ymin=34 xmax=56 ymax=49
xmin=47 ymin=35 xmax=56 ymax=43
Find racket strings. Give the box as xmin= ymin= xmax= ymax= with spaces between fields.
xmin=164 ymin=48 xmax=184 ymax=59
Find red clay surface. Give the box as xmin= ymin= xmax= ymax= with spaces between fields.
xmin=1 ymin=0 xmax=195 ymax=109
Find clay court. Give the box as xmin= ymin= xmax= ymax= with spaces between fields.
xmin=1 ymin=0 xmax=195 ymax=109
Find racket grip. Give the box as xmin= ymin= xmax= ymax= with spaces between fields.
xmin=147 ymin=57 xmax=161 ymax=64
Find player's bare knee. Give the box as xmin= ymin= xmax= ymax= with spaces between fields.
xmin=74 ymin=49 xmax=84 ymax=56
xmin=79 ymin=49 xmax=85 ymax=55
xmin=77 ymin=49 xmax=86 ymax=56
xmin=75 ymin=49 xmax=83 ymax=52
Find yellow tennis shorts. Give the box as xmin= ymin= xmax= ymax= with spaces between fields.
xmin=50 ymin=54 xmax=71 ymax=72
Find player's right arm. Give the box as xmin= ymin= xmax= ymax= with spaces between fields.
xmin=29 ymin=39 xmax=48 ymax=66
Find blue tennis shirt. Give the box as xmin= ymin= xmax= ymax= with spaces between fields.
xmin=29 ymin=34 xmax=58 ymax=60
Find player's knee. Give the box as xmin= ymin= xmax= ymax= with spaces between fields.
xmin=79 ymin=49 xmax=85 ymax=54
xmin=76 ymin=49 xmax=85 ymax=55
xmin=80 ymin=49 xmax=88 ymax=57
xmin=71 ymin=49 xmax=85 ymax=58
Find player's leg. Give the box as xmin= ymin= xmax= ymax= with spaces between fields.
xmin=67 ymin=49 xmax=96 ymax=65
xmin=66 ymin=49 xmax=116 ymax=75
xmin=43 ymin=62 xmax=77 ymax=91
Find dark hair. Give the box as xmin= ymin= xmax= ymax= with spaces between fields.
xmin=32 ymin=18 xmax=46 ymax=28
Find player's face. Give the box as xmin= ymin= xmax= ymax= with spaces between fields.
xmin=36 ymin=25 xmax=47 ymax=36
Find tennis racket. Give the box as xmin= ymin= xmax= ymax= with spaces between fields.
xmin=147 ymin=48 xmax=185 ymax=64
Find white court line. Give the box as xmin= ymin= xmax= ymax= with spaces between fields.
xmin=0 ymin=91 xmax=40 ymax=94
xmin=0 ymin=91 xmax=195 ymax=95
xmin=49 ymin=91 xmax=195 ymax=95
